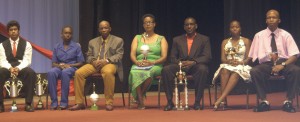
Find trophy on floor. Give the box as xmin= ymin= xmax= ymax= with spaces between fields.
xmin=174 ymin=61 xmax=189 ymax=110
xmin=35 ymin=74 xmax=48 ymax=110
xmin=90 ymin=83 xmax=99 ymax=110
xmin=4 ymin=74 xmax=23 ymax=112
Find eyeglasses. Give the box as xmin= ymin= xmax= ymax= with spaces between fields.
xmin=184 ymin=23 xmax=196 ymax=27
xmin=143 ymin=21 xmax=154 ymax=25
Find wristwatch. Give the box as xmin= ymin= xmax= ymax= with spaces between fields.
xmin=281 ymin=62 xmax=286 ymax=67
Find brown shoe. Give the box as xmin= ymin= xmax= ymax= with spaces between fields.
xmin=68 ymin=104 xmax=85 ymax=111
xmin=105 ymin=104 xmax=114 ymax=111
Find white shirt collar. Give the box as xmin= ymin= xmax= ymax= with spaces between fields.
xmin=9 ymin=37 xmax=20 ymax=44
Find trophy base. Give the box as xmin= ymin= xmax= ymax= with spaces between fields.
xmin=11 ymin=106 xmax=18 ymax=112
xmin=174 ymin=107 xmax=190 ymax=111
xmin=36 ymin=99 xmax=44 ymax=110
xmin=36 ymin=104 xmax=44 ymax=110
xmin=90 ymin=105 xmax=99 ymax=110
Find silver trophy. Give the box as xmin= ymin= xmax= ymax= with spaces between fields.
xmin=4 ymin=74 xmax=23 ymax=112
xmin=35 ymin=74 xmax=48 ymax=110
xmin=269 ymin=52 xmax=279 ymax=75
xmin=140 ymin=44 xmax=150 ymax=60
xmin=90 ymin=83 xmax=99 ymax=110
xmin=174 ymin=61 xmax=189 ymax=110
xmin=141 ymin=33 xmax=150 ymax=60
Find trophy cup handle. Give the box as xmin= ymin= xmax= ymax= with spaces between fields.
xmin=17 ymin=81 xmax=23 ymax=94
xmin=4 ymin=81 xmax=11 ymax=96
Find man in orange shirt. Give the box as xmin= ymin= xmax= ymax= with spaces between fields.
xmin=162 ymin=17 xmax=212 ymax=111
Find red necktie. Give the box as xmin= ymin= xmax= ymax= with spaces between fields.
xmin=12 ymin=41 xmax=17 ymax=57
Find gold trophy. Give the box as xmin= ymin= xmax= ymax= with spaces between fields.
xmin=226 ymin=47 xmax=237 ymax=60
xmin=35 ymin=74 xmax=48 ymax=110
xmin=89 ymin=83 xmax=99 ymax=110
xmin=174 ymin=61 xmax=189 ymax=110
xmin=4 ymin=74 xmax=23 ymax=112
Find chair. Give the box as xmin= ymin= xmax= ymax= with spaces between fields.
xmin=180 ymin=75 xmax=212 ymax=109
xmin=84 ymin=73 xmax=125 ymax=107
xmin=45 ymin=79 xmax=75 ymax=109
xmin=214 ymin=79 xmax=252 ymax=109
xmin=255 ymin=75 xmax=299 ymax=108
xmin=128 ymin=75 xmax=212 ymax=109
xmin=128 ymin=76 xmax=162 ymax=108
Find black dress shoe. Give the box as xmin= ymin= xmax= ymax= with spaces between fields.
xmin=163 ymin=104 xmax=174 ymax=111
xmin=193 ymin=104 xmax=202 ymax=110
xmin=50 ymin=106 xmax=58 ymax=110
xmin=58 ymin=106 xmax=68 ymax=110
xmin=68 ymin=104 xmax=85 ymax=111
xmin=25 ymin=105 xmax=34 ymax=112
xmin=0 ymin=103 xmax=4 ymax=113
xmin=253 ymin=102 xmax=270 ymax=112
xmin=282 ymin=102 xmax=296 ymax=113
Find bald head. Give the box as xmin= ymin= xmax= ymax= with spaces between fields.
xmin=266 ymin=9 xmax=280 ymax=19
xmin=98 ymin=20 xmax=111 ymax=37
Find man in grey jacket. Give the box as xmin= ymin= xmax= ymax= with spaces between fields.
xmin=69 ymin=20 xmax=124 ymax=111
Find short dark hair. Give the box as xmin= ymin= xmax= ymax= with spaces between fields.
xmin=7 ymin=20 xmax=20 ymax=31
xmin=142 ymin=14 xmax=156 ymax=23
xmin=61 ymin=25 xmax=73 ymax=33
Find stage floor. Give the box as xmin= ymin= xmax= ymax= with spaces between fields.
xmin=1 ymin=88 xmax=300 ymax=122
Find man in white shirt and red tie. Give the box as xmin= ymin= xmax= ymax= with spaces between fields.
xmin=0 ymin=20 xmax=36 ymax=112
xmin=249 ymin=9 xmax=300 ymax=113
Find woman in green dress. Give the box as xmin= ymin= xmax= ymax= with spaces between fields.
xmin=129 ymin=14 xmax=168 ymax=109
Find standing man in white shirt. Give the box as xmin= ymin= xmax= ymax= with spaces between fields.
xmin=0 ymin=20 xmax=36 ymax=112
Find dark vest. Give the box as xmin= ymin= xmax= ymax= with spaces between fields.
xmin=2 ymin=39 xmax=27 ymax=67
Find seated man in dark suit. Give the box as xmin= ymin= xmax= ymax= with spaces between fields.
xmin=162 ymin=17 xmax=212 ymax=111
xmin=0 ymin=20 xmax=36 ymax=112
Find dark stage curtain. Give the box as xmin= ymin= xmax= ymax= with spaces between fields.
xmin=79 ymin=0 xmax=300 ymax=93
xmin=224 ymin=0 xmax=300 ymax=48
xmin=79 ymin=0 xmax=225 ymax=86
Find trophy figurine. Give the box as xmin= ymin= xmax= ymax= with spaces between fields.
xmin=4 ymin=74 xmax=23 ymax=112
xmin=269 ymin=52 xmax=279 ymax=75
xmin=174 ymin=61 xmax=189 ymax=110
xmin=90 ymin=83 xmax=99 ymax=110
xmin=140 ymin=44 xmax=150 ymax=60
xmin=140 ymin=32 xmax=150 ymax=60
xmin=226 ymin=47 xmax=237 ymax=60
xmin=35 ymin=74 xmax=48 ymax=110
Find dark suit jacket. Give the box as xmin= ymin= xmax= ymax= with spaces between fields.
xmin=86 ymin=34 xmax=124 ymax=82
xmin=170 ymin=33 xmax=211 ymax=64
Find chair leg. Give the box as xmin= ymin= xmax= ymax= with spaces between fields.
xmin=158 ymin=79 xmax=161 ymax=109
xmin=84 ymin=94 xmax=87 ymax=107
xmin=128 ymin=83 xmax=131 ymax=108
xmin=214 ymin=84 xmax=218 ymax=103
xmin=120 ymin=81 xmax=125 ymax=107
xmin=45 ymin=87 xmax=49 ymax=109
xmin=201 ymin=94 xmax=204 ymax=110
xmin=246 ymin=88 xmax=249 ymax=109
xmin=208 ymin=85 xmax=212 ymax=106
xmin=297 ymin=87 xmax=299 ymax=109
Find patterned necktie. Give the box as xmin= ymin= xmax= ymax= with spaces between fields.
xmin=99 ymin=41 xmax=106 ymax=59
xmin=271 ymin=33 xmax=277 ymax=52
xmin=12 ymin=41 xmax=17 ymax=57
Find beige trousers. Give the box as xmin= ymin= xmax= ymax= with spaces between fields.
xmin=74 ymin=64 xmax=116 ymax=105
